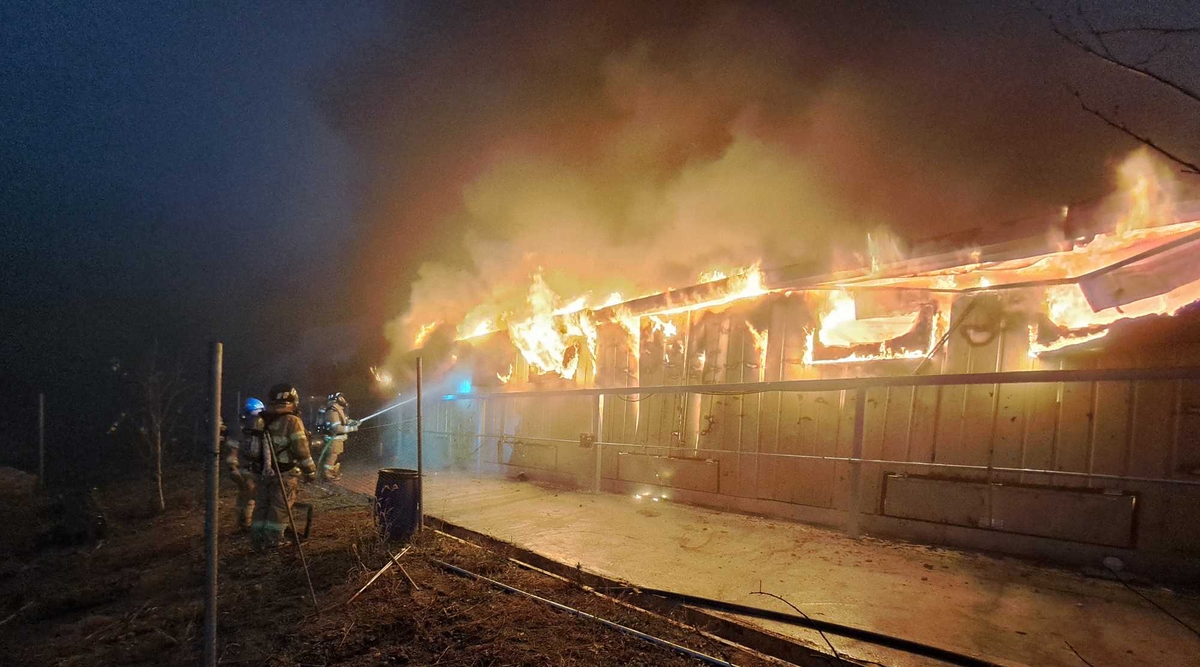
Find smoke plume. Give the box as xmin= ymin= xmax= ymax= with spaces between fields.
xmin=318 ymin=2 xmax=1196 ymax=376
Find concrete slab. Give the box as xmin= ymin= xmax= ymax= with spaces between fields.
xmin=337 ymin=467 xmax=1200 ymax=667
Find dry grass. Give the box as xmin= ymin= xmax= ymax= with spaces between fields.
xmin=0 ymin=469 xmax=772 ymax=667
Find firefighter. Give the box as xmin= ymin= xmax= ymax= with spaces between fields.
xmin=318 ymin=391 xmax=359 ymax=481
xmin=251 ymin=383 xmax=316 ymax=551
xmin=225 ymin=397 xmax=265 ymax=531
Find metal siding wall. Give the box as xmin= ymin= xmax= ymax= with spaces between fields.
xmin=450 ymin=289 xmax=1200 ymax=557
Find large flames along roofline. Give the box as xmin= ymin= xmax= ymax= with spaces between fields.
xmin=434 ymin=214 xmax=1200 ymax=346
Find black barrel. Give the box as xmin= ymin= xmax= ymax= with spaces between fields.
xmin=374 ymin=468 xmax=421 ymax=542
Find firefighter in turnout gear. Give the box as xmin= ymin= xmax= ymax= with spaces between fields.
xmin=319 ymin=391 xmax=358 ymax=481
xmin=225 ymin=397 xmax=265 ymax=531
xmin=251 ymin=383 xmax=316 ymax=551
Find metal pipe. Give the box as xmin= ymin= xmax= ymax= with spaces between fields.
xmin=847 ymin=387 xmax=867 ymax=538
xmin=419 ymin=429 xmax=1200 ymax=486
xmin=604 ymin=584 xmax=1004 ymax=667
xmin=593 ymin=394 xmax=604 ymax=494
xmin=429 ymin=558 xmax=736 ymax=667
xmin=415 ymin=357 xmax=424 ymax=533
xmin=441 ymin=366 xmax=1200 ymax=400
xmin=203 ymin=342 xmax=222 ymax=667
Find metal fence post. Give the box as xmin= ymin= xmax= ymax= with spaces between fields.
xmin=593 ymin=394 xmax=604 ymax=494
xmin=847 ymin=387 xmax=867 ymax=538
xmin=37 ymin=393 xmax=45 ymax=488
xmin=415 ymin=357 xmax=424 ymax=532
xmin=203 ymin=342 xmax=222 ymax=667
xmin=476 ymin=398 xmax=488 ymax=475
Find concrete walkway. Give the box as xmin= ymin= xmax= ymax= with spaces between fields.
xmin=339 ymin=467 xmax=1200 ymax=667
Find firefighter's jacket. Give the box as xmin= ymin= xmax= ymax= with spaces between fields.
xmin=264 ymin=410 xmax=315 ymax=474
xmin=323 ymin=403 xmax=354 ymax=442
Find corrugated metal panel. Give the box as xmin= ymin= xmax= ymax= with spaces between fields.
xmin=440 ymin=284 xmax=1200 ymax=557
xmin=617 ymin=452 xmax=720 ymax=493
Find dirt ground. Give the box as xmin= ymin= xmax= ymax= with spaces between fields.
xmin=0 ymin=468 xmax=779 ymax=666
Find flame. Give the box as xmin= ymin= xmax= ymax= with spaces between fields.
xmin=1027 ymin=324 xmax=1109 ymax=357
xmin=816 ymin=291 xmax=858 ymax=347
xmin=804 ymin=290 xmax=941 ymax=365
xmin=747 ymin=324 xmax=769 ymax=382
xmin=506 ymin=273 xmax=598 ymax=380
xmin=458 ymin=317 xmax=497 ymax=340
xmin=392 ymin=151 xmax=1197 ymax=386
xmin=553 ymin=296 xmax=588 ymax=315
xmin=497 ymin=364 xmax=514 ymax=384
xmin=653 ymin=263 xmax=768 ymax=316
xmin=1030 ymin=278 xmax=1200 ymax=356
xmin=816 ymin=291 xmax=921 ymax=349
xmin=649 ymin=314 xmax=678 ymax=338
xmin=412 ymin=321 xmax=439 ymax=349
xmin=370 ymin=366 xmax=394 ymax=388
xmin=1115 ymin=148 xmax=1176 ymax=234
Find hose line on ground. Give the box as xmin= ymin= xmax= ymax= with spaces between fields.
xmin=429 ymin=557 xmax=739 ymax=667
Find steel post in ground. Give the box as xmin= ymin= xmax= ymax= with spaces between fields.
xmin=203 ymin=342 xmax=222 ymax=667
xmin=416 ymin=357 xmax=424 ymax=533
xmin=593 ymin=394 xmax=604 ymax=494
xmin=476 ymin=398 xmax=487 ymax=475
xmin=37 ymin=393 xmax=45 ymax=488
xmin=847 ymin=387 xmax=867 ymax=538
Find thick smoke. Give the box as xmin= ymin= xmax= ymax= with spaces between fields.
xmin=319 ymin=2 xmax=1197 ymax=377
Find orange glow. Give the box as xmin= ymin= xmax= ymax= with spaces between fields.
xmin=649 ymin=314 xmax=678 ymax=338
xmin=412 ymin=321 xmax=439 ymax=349
xmin=1029 ymin=278 xmax=1200 ymax=356
xmin=832 ymin=221 xmax=1200 ymax=294
xmin=506 ymin=273 xmax=598 ymax=380
xmin=805 ymin=290 xmax=932 ymax=364
xmin=747 ymin=324 xmax=769 ymax=382
xmin=457 ymin=317 xmax=497 ymax=341
xmin=652 ymin=264 xmax=768 ymax=316
xmin=382 ymin=153 xmax=1200 ymax=383
xmin=370 ymin=366 xmax=394 ymax=388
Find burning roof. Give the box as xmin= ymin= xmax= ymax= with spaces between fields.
xmin=377 ymin=150 xmax=1200 ymax=392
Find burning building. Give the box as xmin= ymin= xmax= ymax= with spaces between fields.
xmin=385 ymin=187 xmax=1200 ymax=572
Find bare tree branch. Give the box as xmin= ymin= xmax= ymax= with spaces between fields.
xmin=1095 ymin=27 xmax=1200 ymax=37
xmin=1069 ymin=88 xmax=1200 ymax=175
xmin=1073 ymin=1 xmax=1113 ymax=58
xmin=1130 ymin=41 xmax=1170 ymax=68
xmin=114 ymin=350 xmax=196 ymax=512
xmin=1042 ymin=6 xmax=1200 ymax=103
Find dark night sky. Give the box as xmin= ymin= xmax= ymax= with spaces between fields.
xmin=2 ymin=1 xmax=388 ymax=400
xmin=1 ymin=1 xmax=1197 ymax=438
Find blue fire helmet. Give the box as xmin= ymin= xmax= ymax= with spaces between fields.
xmin=243 ymin=397 xmax=265 ymax=416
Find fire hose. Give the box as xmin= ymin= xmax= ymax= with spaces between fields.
xmin=315 ymin=396 xmax=416 ymax=479
xmin=357 ymin=395 xmax=416 ymax=425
